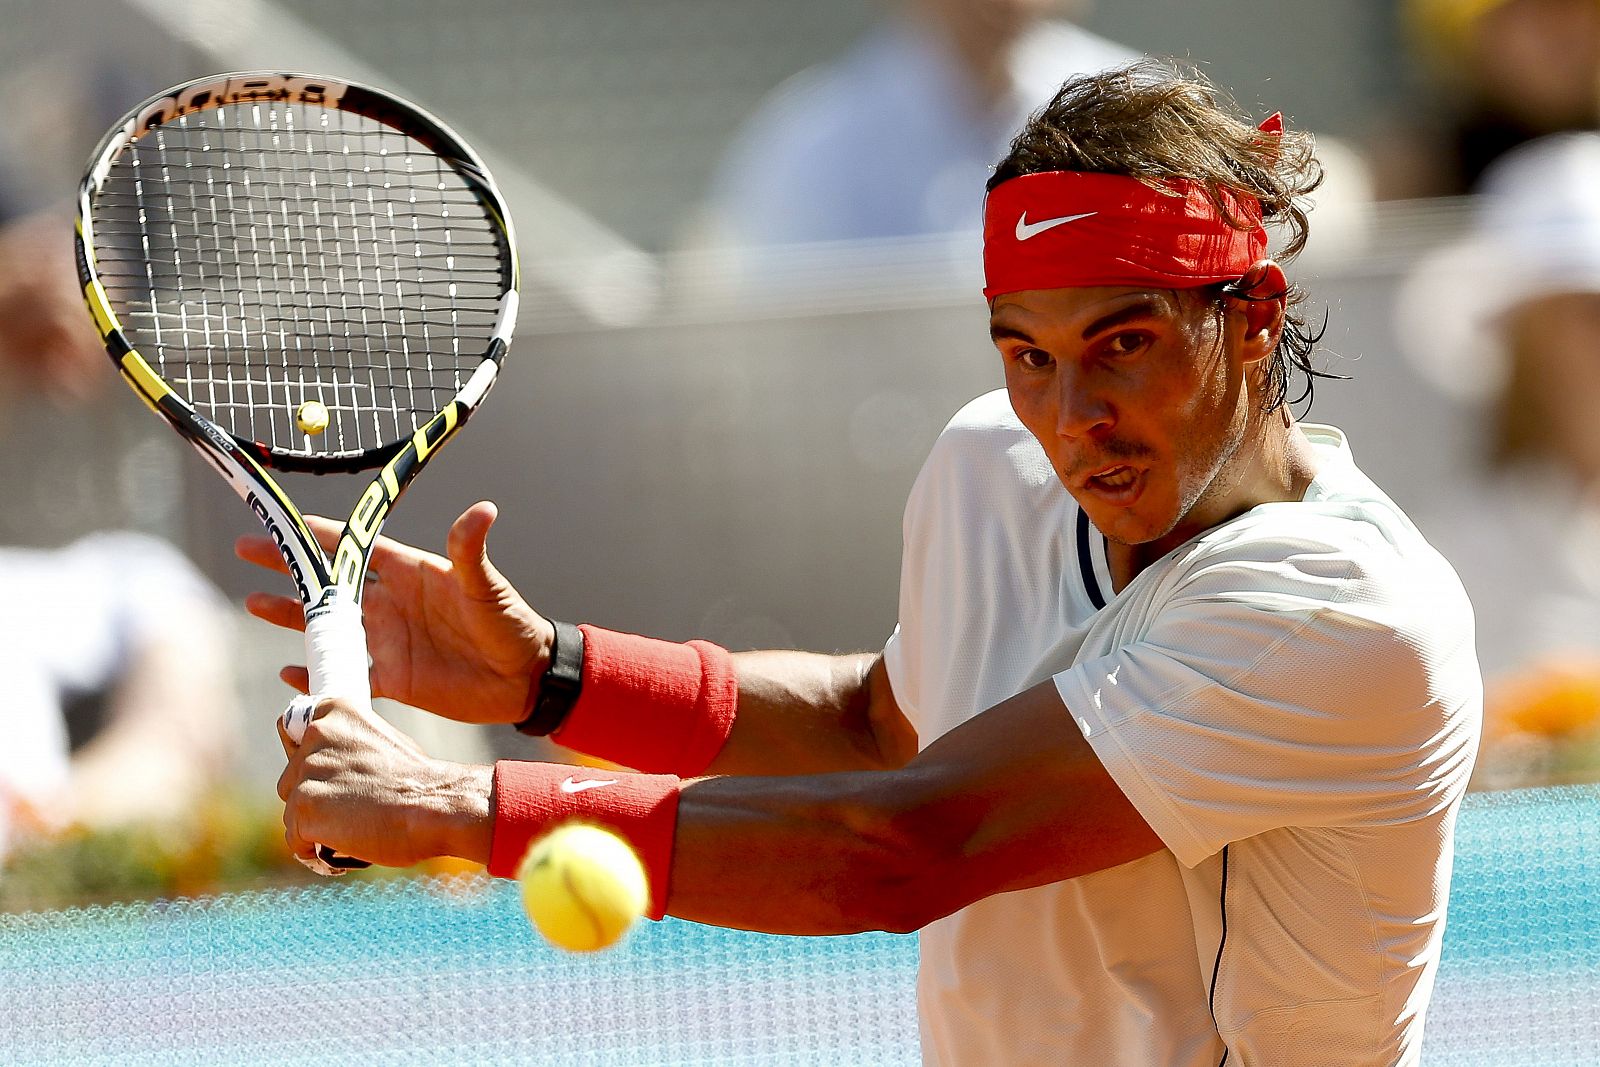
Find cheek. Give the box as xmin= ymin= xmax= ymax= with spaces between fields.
xmin=1002 ymin=371 xmax=1054 ymax=434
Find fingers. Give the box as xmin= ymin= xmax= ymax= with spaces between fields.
xmin=284 ymin=824 xmax=317 ymax=868
xmin=235 ymin=515 xmax=346 ymax=571
xmin=275 ymin=696 xmax=424 ymax=870
xmin=235 ymin=534 xmax=291 ymax=575
xmin=245 ymin=591 xmax=308 ymax=632
xmin=279 ymin=724 xmax=321 ymax=865
xmin=446 ymin=500 xmax=506 ymax=599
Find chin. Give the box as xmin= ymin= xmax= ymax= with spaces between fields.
xmin=1080 ymin=500 xmax=1177 ymax=548
xmin=1070 ymin=478 xmax=1179 ymax=545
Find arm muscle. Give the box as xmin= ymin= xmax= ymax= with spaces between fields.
xmin=670 ymin=677 xmax=1160 ymax=934
xmin=706 ymin=651 xmax=917 ymax=776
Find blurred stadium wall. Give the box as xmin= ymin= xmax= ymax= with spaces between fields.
xmin=0 ymin=0 xmax=1467 ymax=694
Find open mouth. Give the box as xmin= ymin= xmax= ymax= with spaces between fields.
xmin=1083 ymin=465 xmax=1145 ymax=505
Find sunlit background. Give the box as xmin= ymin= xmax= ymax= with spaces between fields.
xmin=3 ymin=0 xmax=1600 ymax=1063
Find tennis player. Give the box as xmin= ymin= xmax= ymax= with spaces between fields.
xmin=247 ymin=62 xmax=1482 ymax=1065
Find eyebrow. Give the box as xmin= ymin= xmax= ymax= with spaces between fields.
xmin=989 ymin=295 xmax=1172 ymax=346
xmin=1078 ymin=297 xmax=1169 ymax=339
xmin=989 ymin=323 xmax=1036 ymax=345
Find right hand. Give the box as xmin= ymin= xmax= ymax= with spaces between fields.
xmin=237 ymin=501 xmax=551 ymax=726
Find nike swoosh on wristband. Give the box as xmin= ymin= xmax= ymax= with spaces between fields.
xmin=1015 ymin=210 xmax=1098 ymax=241
xmin=559 ymin=776 xmax=619 ymax=794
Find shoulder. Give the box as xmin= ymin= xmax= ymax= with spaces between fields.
xmin=902 ymin=390 xmax=1069 ymax=535
xmin=1181 ymin=426 xmax=1460 ymax=595
xmin=943 ymin=388 xmax=1025 ymax=436
xmin=1153 ymin=496 xmax=1478 ymax=712
xmin=1175 ymin=489 xmax=1471 ymax=624
xmin=916 ymin=390 xmax=1054 ymax=488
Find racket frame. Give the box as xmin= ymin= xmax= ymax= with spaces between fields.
xmin=74 ymin=71 xmax=520 ymax=870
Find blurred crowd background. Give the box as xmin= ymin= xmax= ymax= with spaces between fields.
xmin=3 ymin=0 xmax=1600 ymax=906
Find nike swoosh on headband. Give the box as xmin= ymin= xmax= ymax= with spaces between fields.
xmin=1015 ymin=210 xmax=1098 ymax=241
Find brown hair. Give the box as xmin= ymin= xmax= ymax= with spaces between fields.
xmin=989 ymin=60 xmax=1339 ymax=411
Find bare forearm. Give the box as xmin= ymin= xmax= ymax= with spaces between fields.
xmin=422 ymin=678 xmax=1156 ymax=936
xmin=668 ymin=769 xmax=937 ymax=934
xmin=709 ymin=650 xmax=916 ymax=776
xmin=668 ymin=681 xmax=1161 ymax=935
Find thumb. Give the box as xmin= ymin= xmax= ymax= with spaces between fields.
xmin=446 ymin=500 xmax=508 ymax=598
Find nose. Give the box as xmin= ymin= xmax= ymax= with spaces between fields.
xmin=1055 ymin=367 xmax=1115 ymax=439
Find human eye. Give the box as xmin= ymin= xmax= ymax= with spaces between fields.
xmin=1010 ymin=347 xmax=1054 ymax=371
xmin=1099 ymin=331 xmax=1151 ymax=359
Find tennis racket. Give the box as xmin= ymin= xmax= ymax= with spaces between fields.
xmin=75 ymin=72 xmax=519 ymax=874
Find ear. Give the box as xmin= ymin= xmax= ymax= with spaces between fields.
xmin=1230 ymin=259 xmax=1287 ymax=365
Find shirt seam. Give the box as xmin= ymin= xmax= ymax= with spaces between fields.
xmin=1215 ymin=991 xmax=1384 ymax=1035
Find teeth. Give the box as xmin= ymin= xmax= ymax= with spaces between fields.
xmin=1094 ymin=467 xmax=1137 ymax=488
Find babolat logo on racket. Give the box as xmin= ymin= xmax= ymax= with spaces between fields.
xmin=330 ymin=406 xmax=460 ymax=587
xmin=135 ymin=74 xmax=348 ymax=132
xmin=246 ymin=490 xmax=313 ymax=605
xmin=194 ymin=419 xmax=234 ymax=456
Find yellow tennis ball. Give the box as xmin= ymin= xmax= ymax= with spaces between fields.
xmin=517 ymin=823 xmax=648 ymax=953
xmin=296 ymin=399 xmax=330 ymax=434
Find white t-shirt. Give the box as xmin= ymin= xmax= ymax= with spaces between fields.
xmin=882 ymin=390 xmax=1482 ymax=1067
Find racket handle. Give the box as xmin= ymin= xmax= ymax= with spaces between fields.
xmin=282 ymin=694 xmax=373 ymax=874
xmin=282 ymin=694 xmax=373 ymax=875
xmin=287 ymin=591 xmax=375 ymax=875
xmin=304 ymin=592 xmax=373 ymax=713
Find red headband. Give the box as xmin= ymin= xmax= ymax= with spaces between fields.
xmin=982 ymin=113 xmax=1282 ymax=299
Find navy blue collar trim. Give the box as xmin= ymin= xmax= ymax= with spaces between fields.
xmin=1075 ymin=508 xmax=1107 ymax=611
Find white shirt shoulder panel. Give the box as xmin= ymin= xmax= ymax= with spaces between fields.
xmin=1056 ymin=428 xmax=1482 ymax=867
xmin=884 ymin=390 xmax=1107 ymax=741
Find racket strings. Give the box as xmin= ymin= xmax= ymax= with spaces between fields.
xmin=89 ymin=102 xmax=507 ymax=460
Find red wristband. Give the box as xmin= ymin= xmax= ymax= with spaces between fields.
xmin=549 ymin=625 xmax=738 ymax=776
xmin=488 ymin=761 xmax=680 ymax=921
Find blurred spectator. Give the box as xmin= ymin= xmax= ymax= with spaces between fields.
xmin=1398 ymin=132 xmax=1600 ymax=784
xmin=687 ymin=0 xmax=1137 ymax=250
xmin=0 ymin=534 xmax=238 ymax=853
xmin=1390 ymin=0 xmax=1600 ymax=196
xmin=0 ymin=210 xmax=111 ymax=409
xmin=0 ymin=192 xmax=240 ymax=856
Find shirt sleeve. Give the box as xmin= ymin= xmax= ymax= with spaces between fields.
xmin=1053 ymin=522 xmax=1481 ymax=869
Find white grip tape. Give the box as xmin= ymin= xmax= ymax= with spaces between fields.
xmin=304 ymin=593 xmax=372 ymax=712
xmin=283 ymin=694 xmax=317 ymax=745
xmin=298 ymin=846 xmax=342 ymax=878
xmin=283 ymin=590 xmax=373 ymax=875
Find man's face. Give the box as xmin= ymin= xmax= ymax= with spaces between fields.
xmin=990 ymin=285 xmax=1256 ymax=551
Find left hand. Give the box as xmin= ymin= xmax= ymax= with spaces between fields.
xmin=241 ymin=502 xmax=550 ymax=728
xmin=277 ymin=698 xmax=493 ymax=869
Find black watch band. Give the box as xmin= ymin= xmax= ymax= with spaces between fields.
xmin=515 ymin=619 xmax=585 ymax=736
